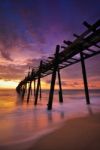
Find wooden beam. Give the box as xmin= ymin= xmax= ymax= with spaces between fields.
xmin=73 ymin=33 xmax=80 ymax=38
xmin=87 ymin=48 xmax=95 ymax=53
xmin=48 ymin=57 xmax=54 ymax=59
xmin=94 ymin=44 xmax=100 ymax=48
xmin=63 ymin=40 xmax=72 ymax=45
xmin=61 ymin=46 xmax=67 ymax=49
xmin=83 ymin=21 xmax=91 ymax=29
xmin=71 ymin=58 xmax=79 ymax=61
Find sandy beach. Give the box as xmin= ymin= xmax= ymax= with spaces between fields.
xmin=0 ymin=89 xmax=100 ymax=150
xmin=29 ymin=113 xmax=100 ymax=150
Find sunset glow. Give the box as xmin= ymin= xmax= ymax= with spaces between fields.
xmin=0 ymin=80 xmax=19 ymax=89
xmin=0 ymin=0 xmax=100 ymax=90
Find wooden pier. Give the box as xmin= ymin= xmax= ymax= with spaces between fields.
xmin=16 ymin=20 xmax=100 ymax=110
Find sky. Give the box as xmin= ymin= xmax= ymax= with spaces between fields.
xmin=0 ymin=0 xmax=100 ymax=89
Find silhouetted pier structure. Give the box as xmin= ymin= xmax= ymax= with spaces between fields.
xmin=16 ymin=20 xmax=100 ymax=110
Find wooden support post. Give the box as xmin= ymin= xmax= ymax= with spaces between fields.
xmin=22 ymin=85 xmax=26 ymax=100
xmin=58 ymin=69 xmax=63 ymax=103
xmin=48 ymin=45 xmax=60 ymax=110
xmin=21 ymin=84 xmax=27 ymax=103
xmin=27 ymin=81 xmax=32 ymax=103
xmin=34 ymin=79 xmax=36 ymax=98
xmin=25 ymin=83 xmax=27 ymax=95
xmin=34 ymin=78 xmax=40 ymax=105
xmin=25 ymin=83 xmax=27 ymax=94
xmin=80 ymin=52 xmax=90 ymax=104
xmin=34 ymin=61 xmax=42 ymax=105
xmin=39 ymin=80 xmax=42 ymax=100
xmin=31 ymin=83 xmax=32 ymax=95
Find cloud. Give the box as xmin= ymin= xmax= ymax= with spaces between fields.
xmin=0 ymin=0 xmax=99 ymax=90
xmin=0 ymin=64 xmax=27 ymax=80
xmin=26 ymin=58 xmax=42 ymax=68
xmin=0 ymin=50 xmax=13 ymax=61
xmin=0 ymin=1 xmax=46 ymax=62
xmin=0 ymin=57 xmax=45 ymax=80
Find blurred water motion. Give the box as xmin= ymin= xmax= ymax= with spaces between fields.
xmin=0 ymin=89 xmax=100 ymax=145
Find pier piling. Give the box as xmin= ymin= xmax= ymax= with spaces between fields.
xmin=27 ymin=81 xmax=32 ymax=103
xmin=80 ymin=52 xmax=90 ymax=104
xmin=34 ymin=61 xmax=42 ymax=105
xmin=48 ymin=45 xmax=60 ymax=110
xmin=58 ymin=69 xmax=63 ymax=103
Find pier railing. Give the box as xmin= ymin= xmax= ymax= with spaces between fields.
xmin=16 ymin=20 xmax=100 ymax=110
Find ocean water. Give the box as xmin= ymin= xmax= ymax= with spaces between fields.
xmin=0 ymin=89 xmax=100 ymax=149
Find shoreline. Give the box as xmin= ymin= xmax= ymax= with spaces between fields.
xmin=0 ymin=112 xmax=100 ymax=150
xmin=28 ymin=112 xmax=100 ymax=150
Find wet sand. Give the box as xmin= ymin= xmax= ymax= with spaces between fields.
xmin=29 ymin=113 xmax=100 ymax=150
